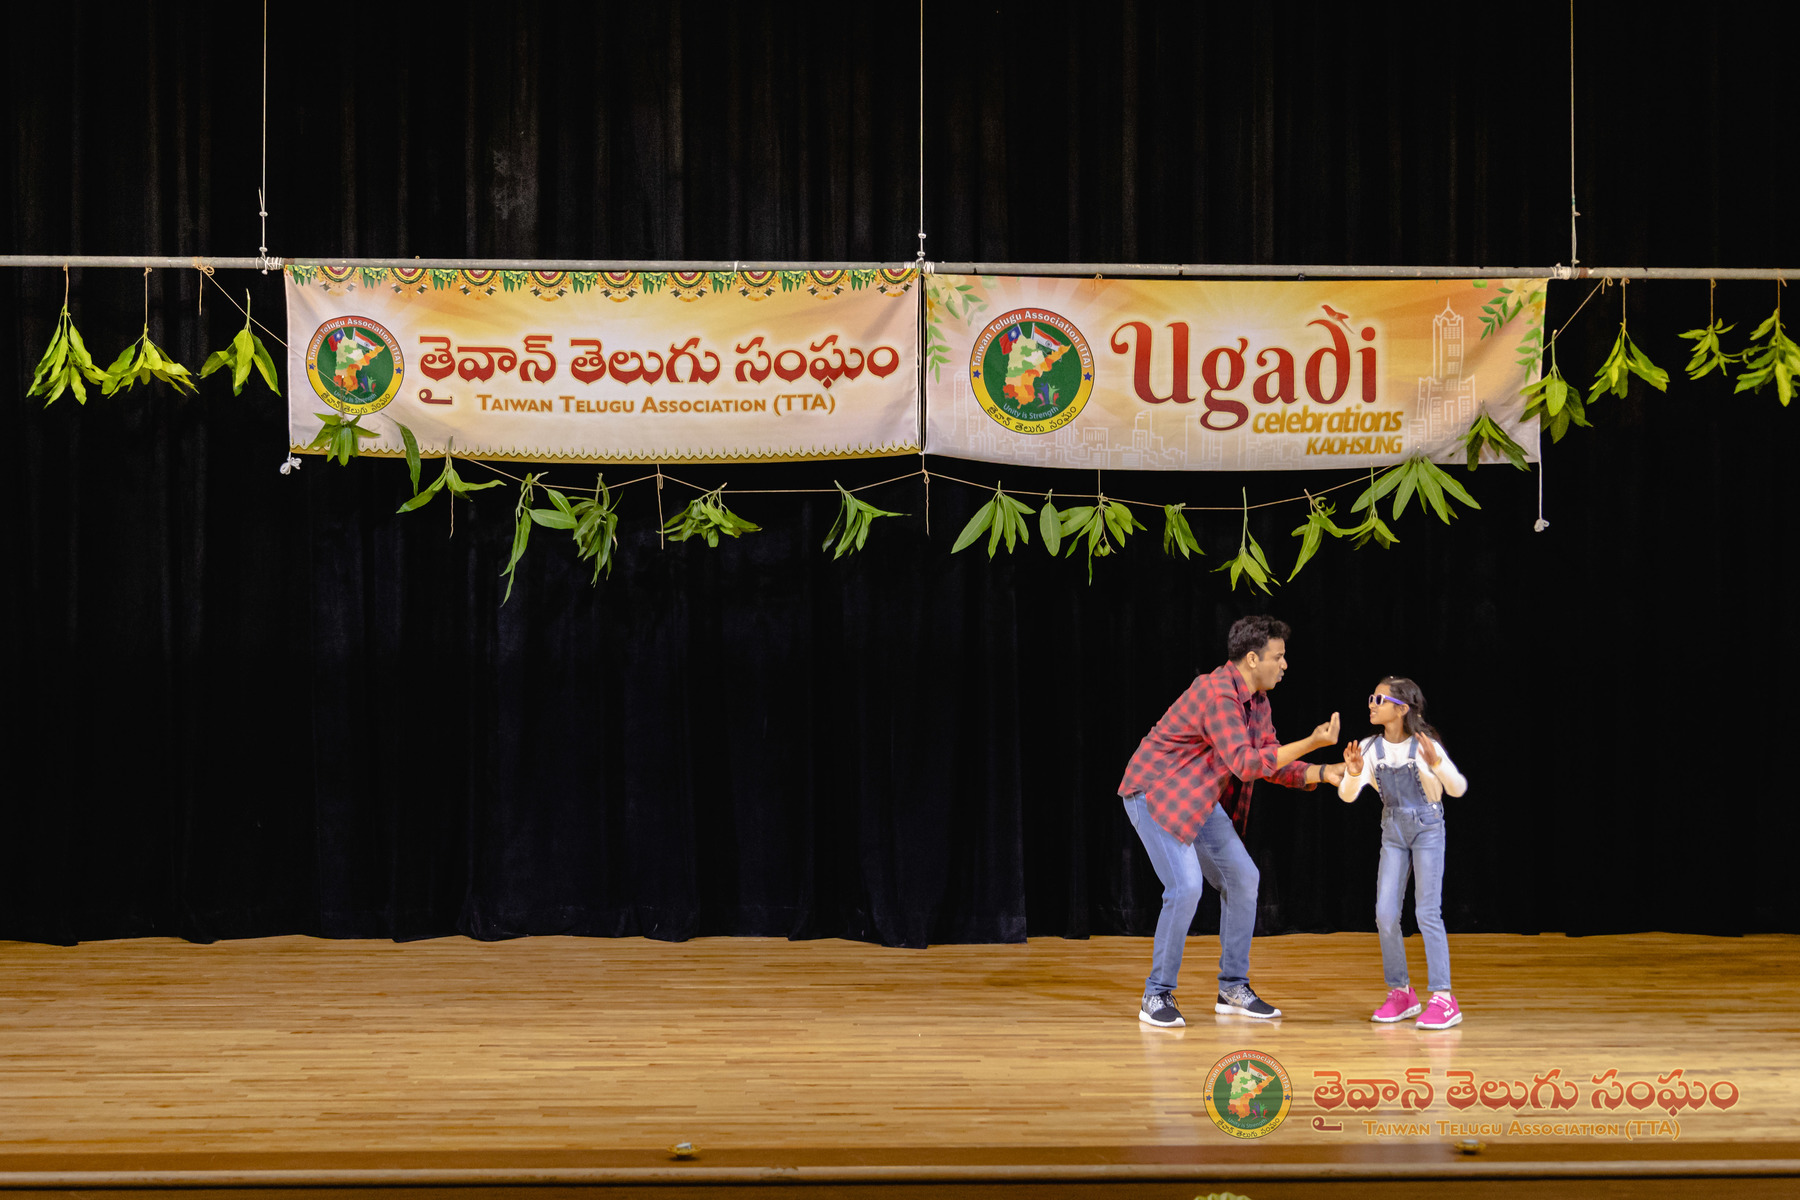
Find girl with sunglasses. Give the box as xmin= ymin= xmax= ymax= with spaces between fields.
xmin=1338 ymin=677 xmax=1467 ymax=1029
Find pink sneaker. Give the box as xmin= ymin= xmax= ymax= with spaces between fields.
xmin=1416 ymin=993 xmax=1462 ymax=1029
xmin=1371 ymin=986 xmax=1421 ymax=1023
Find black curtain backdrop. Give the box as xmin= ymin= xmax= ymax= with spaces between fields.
xmin=3 ymin=2 xmax=1796 ymax=946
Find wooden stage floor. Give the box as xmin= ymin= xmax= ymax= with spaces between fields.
xmin=1 ymin=932 xmax=1796 ymax=1197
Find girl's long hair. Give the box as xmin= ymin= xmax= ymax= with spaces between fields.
xmin=1379 ymin=676 xmax=1443 ymax=747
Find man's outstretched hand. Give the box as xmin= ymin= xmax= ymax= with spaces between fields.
xmin=1312 ymin=712 xmax=1341 ymax=748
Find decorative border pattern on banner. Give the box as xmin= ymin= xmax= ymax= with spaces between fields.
xmin=286 ymin=265 xmax=918 ymax=302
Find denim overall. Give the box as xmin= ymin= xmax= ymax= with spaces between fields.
xmin=1372 ymin=737 xmax=1450 ymax=992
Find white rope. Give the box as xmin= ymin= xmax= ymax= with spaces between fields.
xmin=914 ymin=0 xmax=928 ymax=262
xmin=1568 ymin=1 xmax=1579 ymax=268
xmin=1534 ymin=453 xmax=1549 ymax=533
xmin=258 ymin=0 xmax=270 ymax=272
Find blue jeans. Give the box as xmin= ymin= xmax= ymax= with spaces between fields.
xmin=1123 ymin=795 xmax=1260 ymax=998
xmin=1375 ymin=805 xmax=1450 ymax=992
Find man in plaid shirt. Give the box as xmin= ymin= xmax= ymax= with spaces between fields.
xmin=1120 ymin=615 xmax=1347 ymax=1027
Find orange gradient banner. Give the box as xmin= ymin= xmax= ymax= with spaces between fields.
xmin=923 ymin=275 xmax=1544 ymax=470
xmin=285 ymin=266 xmax=921 ymax=463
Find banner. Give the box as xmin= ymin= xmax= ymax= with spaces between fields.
xmin=923 ymin=276 xmax=1544 ymax=470
xmin=285 ymin=267 xmax=921 ymax=462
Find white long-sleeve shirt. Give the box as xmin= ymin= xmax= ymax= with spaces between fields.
xmin=1338 ymin=734 xmax=1467 ymax=804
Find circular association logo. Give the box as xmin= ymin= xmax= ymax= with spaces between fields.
xmin=969 ymin=307 xmax=1094 ymax=435
xmin=1204 ymin=1050 xmax=1292 ymax=1140
xmin=305 ymin=316 xmax=405 ymax=415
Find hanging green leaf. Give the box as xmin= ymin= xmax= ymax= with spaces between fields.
xmin=1351 ymin=456 xmax=1479 ymax=524
xmin=101 ymin=325 xmax=197 ymax=395
xmin=1341 ymin=472 xmax=1402 ymax=550
xmin=952 ymin=496 xmax=996 ymax=553
xmin=307 ymin=411 xmax=379 ymax=465
xmin=1407 ymin=456 xmax=1480 ymax=523
xmin=1213 ymin=489 xmax=1275 ymax=594
xmin=824 ymin=481 xmax=907 ymax=559
xmin=951 ymin=484 xmax=1032 ymax=558
xmin=1734 ymin=306 xmax=1800 ymax=407
xmin=1346 ymin=508 xmax=1401 ymax=549
xmin=498 ymin=473 xmax=541 ymax=604
xmin=1351 ymin=465 xmax=1403 ymax=517
xmin=1038 ymin=491 xmax=1062 ymax=556
xmin=1287 ymin=495 xmax=1349 ymax=581
xmin=395 ymin=437 xmax=505 ymax=509
xmin=663 ymin=486 xmax=760 ymax=548
xmin=1678 ymin=319 xmax=1740 ymax=381
xmin=27 ymin=303 xmax=107 ymax=406
xmin=1588 ymin=323 xmax=1668 ymax=402
xmin=569 ymin=480 xmax=621 ymax=581
xmin=1161 ymin=503 xmax=1202 ymax=560
xmin=198 ymin=294 xmax=281 ymax=396
xmin=529 ymin=486 xmax=579 ymax=532
xmin=398 ymin=423 xmax=422 ymax=493
xmin=1460 ymin=409 xmax=1530 ymax=471
xmin=1520 ymin=345 xmax=1589 ymax=442
xmin=1058 ymin=498 xmax=1143 ymax=584
xmin=532 ymin=475 xmax=620 ymax=584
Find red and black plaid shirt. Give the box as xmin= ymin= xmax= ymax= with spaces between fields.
xmin=1118 ymin=660 xmax=1316 ymax=842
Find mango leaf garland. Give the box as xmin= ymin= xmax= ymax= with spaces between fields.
xmin=1161 ymin=504 xmax=1202 ymax=560
xmin=101 ymin=326 xmax=197 ymax=395
xmin=1735 ymin=306 xmax=1800 ymax=407
xmin=951 ymin=484 xmax=1033 ymax=558
xmin=663 ymin=486 xmax=759 ymax=547
xmin=1520 ymin=346 xmax=1589 ymax=442
xmin=1678 ymin=319 xmax=1740 ymax=381
xmin=396 ymin=439 xmax=505 ymax=510
xmin=1214 ymin=490 xmax=1275 ymax=594
xmin=1287 ymin=496 xmax=1349 ymax=581
xmin=1460 ymin=409 xmax=1530 ymax=471
xmin=308 ymin=412 xmax=379 ymax=465
xmin=1058 ymin=498 xmax=1143 ymax=584
xmin=198 ymin=295 xmax=280 ymax=396
xmin=824 ymin=481 xmax=907 ymax=558
xmin=27 ymin=303 xmax=107 ymax=406
xmin=1588 ymin=323 xmax=1669 ymax=402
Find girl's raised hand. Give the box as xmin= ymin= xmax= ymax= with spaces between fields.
xmin=1343 ymin=739 xmax=1364 ymax=776
xmin=1418 ymin=736 xmax=1441 ymax=768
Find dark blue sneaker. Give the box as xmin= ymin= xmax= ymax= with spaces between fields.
xmin=1139 ymin=992 xmax=1185 ymax=1027
xmin=1215 ymin=983 xmax=1282 ymax=1019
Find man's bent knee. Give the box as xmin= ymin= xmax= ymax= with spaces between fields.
xmin=1166 ymin=879 xmax=1205 ymax=910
